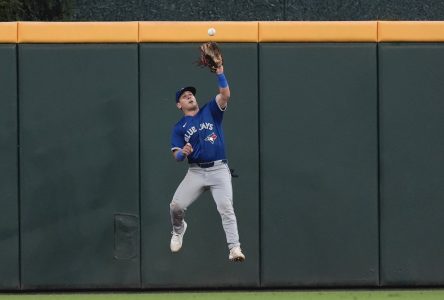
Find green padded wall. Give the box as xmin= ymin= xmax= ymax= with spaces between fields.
xmin=379 ymin=44 xmax=444 ymax=286
xmin=140 ymin=44 xmax=259 ymax=288
xmin=260 ymin=43 xmax=378 ymax=287
xmin=0 ymin=45 xmax=19 ymax=290
xmin=19 ymin=44 xmax=140 ymax=289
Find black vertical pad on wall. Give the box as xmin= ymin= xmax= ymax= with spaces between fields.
xmin=379 ymin=43 xmax=444 ymax=286
xmin=260 ymin=43 xmax=378 ymax=287
xmin=140 ymin=44 xmax=259 ymax=288
xmin=0 ymin=45 xmax=19 ymax=290
xmin=19 ymin=44 xmax=140 ymax=289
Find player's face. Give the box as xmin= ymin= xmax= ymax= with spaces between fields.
xmin=177 ymin=91 xmax=198 ymax=112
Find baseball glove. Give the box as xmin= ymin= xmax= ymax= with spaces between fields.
xmin=198 ymin=42 xmax=223 ymax=73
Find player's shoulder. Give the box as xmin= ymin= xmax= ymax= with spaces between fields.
xmin=173 ymin=117 xmax=186 ymax=130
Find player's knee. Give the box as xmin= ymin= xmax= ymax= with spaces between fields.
xmin=217 ymin=200 xmax=234 ymax=215
xmin=170 ymin=201 xmax=184 ymax=214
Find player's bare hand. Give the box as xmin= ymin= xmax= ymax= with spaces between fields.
xmin=216 ymin=65 xmax=224 ymax=74
xmin=182 ymin=143 xmax=193 ymax=156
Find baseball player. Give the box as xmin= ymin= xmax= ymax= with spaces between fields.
xmin=169 ymin=64 xmax=245 ymax=262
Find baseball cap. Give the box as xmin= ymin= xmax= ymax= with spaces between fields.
xmin=175 ymin=86 xmax=196 ymax=103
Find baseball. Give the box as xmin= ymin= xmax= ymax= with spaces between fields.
xmin=208 ymin=27 xmax=216 ymax=36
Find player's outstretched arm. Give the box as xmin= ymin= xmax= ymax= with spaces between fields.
xmin=172 ymin=143 xmax=193 ymax=161
xmin=215 ymin=65 xmax=230 ymax=109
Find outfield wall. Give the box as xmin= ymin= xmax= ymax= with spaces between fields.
xmin=0 ymin=21 xmax=443 ymax=290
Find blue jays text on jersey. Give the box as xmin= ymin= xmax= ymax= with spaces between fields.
xmin=171 ymin=97 xmax=227 ymax=163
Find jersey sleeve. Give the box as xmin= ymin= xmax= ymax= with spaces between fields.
xmin=208 ymin=96 xmax=226 ymax=124
xmin=171 ymin=125 xmax=184 ymax=152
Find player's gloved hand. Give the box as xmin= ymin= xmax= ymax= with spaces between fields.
xmin=198 ymin=42 xmax=223 ymax=73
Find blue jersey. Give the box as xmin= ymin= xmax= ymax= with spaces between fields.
xmin=171 ymin=97 xmax=226 ymax=163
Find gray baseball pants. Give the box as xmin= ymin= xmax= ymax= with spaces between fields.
xmin=170 ymin=162 xmax=240 ymax=250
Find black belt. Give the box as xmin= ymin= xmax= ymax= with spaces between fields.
xmin=193 ymin=159 xmax=227 ymax=168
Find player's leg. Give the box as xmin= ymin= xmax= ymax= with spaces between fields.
xmin=170 ymin=167 xmax=204 ymax=233
xmin=209 ymin=164 xmax=244 ymax=261
xmin=170 ymin=167 xmax=204 ymax=252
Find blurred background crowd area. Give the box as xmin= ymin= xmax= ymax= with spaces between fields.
xmin=1 ymin=0 xmax=444 ymax=22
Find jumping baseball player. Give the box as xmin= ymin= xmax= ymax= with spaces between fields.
xmin=169 ymin=63 xmax=245 ymax=262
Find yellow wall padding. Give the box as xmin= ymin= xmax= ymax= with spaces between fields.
xmin=378 ymin=21 xmax=444 ymax=42
xmin=2 ymin=21 xmax=444 ymax=43
xmin=0 ymin=22 xmax=17 ymax=43
xmin=139 ymin=21 xmax=258 ymax=42
xmin=259 ymin=21 xmax=378 ymax=42
xmin=18 ymin=22 xmax=139 ymax=43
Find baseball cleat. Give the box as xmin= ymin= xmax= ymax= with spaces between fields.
xmin=229 ymin=246 xmax=245 ymax=262
xmin=170 ymin=221 xmax=187 ymax=253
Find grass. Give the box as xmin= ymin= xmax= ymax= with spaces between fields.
xmin=1 ymin=290 xmax=444 ymax=300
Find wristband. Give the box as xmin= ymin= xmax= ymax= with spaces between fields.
xmin=175 ymin=150 xmax=185 ymax=161
xmin=217 ymin=73 xmax=228 ymax=88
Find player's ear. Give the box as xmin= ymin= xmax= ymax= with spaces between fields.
xmin=176 ymin=102 xmax=182 ymax=110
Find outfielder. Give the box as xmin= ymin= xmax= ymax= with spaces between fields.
xmin=169 ymin=60 xmax=245 ymax=262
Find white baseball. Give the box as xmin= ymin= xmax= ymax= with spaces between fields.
xmin=208 ymin=28 xmax=216 ymax=36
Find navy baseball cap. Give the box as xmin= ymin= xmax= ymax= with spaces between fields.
xmin=176 ymin=86 xmax=196 ymax=103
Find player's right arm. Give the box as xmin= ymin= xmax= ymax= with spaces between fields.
xmin=172 ymin=143 xmax=193 ymax=161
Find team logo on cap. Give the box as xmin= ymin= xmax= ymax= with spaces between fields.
xmin=205 ymin=132 xmax=218 ymax=144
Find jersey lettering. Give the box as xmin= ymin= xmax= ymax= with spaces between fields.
xmin=184 ymin=126 xmax=197 ymax=142
xmin=199 ymin=122 xmax=213 ymax=131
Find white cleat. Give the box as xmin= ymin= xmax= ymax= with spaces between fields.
xmin=170 ymin=221 xmax=187 ymax=253
xmin=229 ymin=246 xmax=245 ymax=262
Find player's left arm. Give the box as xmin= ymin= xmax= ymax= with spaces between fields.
xmin=215 ymin=65 xmax=230 ymax=110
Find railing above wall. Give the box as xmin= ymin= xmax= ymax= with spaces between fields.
xmin=1 ymin=21 xmax=444 ymax=43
